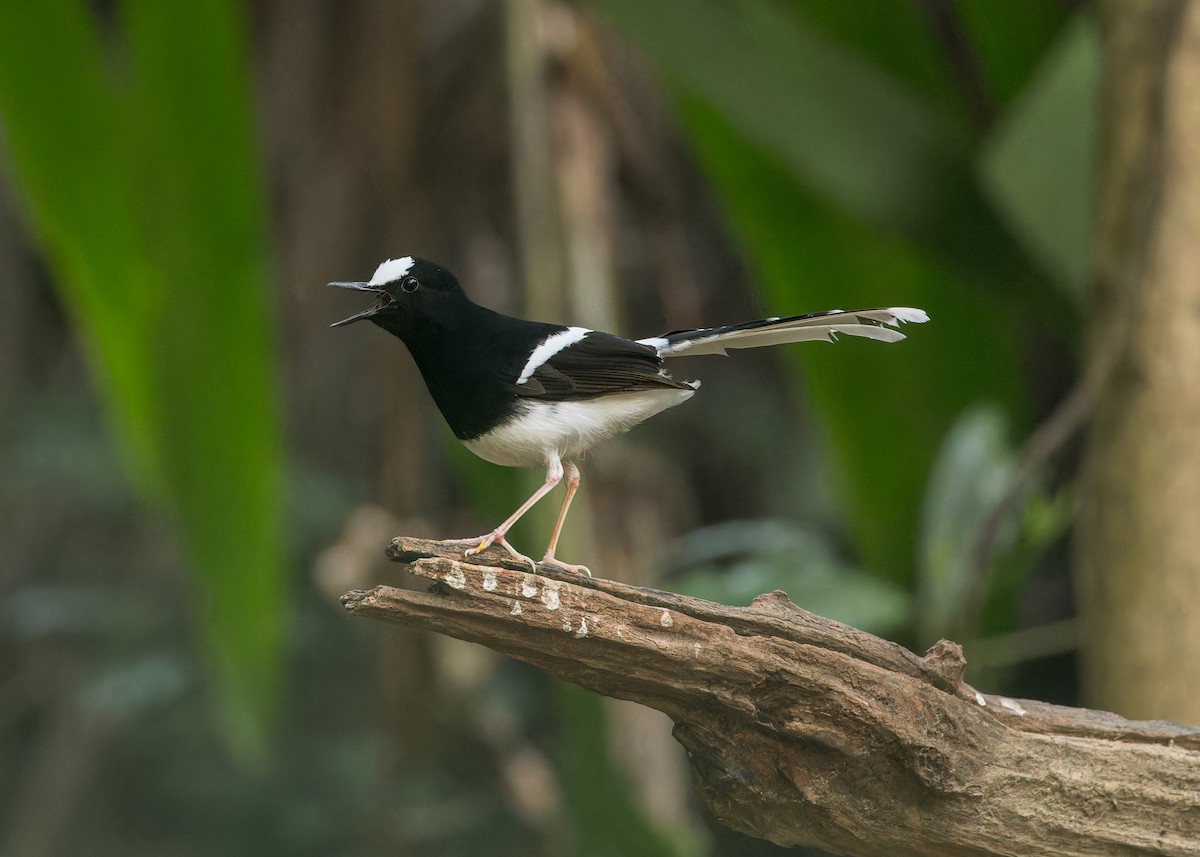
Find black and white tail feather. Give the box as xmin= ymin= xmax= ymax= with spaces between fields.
xmin=638 ymin=306 xmax=929 ymax=357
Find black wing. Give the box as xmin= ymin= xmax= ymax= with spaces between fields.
xmin=515 ymin=332 xmax=694 ymax=401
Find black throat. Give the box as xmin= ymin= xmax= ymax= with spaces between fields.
xmin=370 ymin=292 xmax=559 ymax=441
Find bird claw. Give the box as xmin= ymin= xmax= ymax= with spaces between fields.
xmin=449 ymin=534 xmax=587 ymax=575
xmin=541 ymin=555 xmax=592 ymax=577
xmin=463 ymin=539 xmax=491 ymax=557
xmin=457 ymin=532 xmax=538 ymax=572
xmin=496 ymin=539 xmax=539 ymax=572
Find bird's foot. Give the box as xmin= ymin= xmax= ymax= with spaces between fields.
xmin=491 ymin=538 xmax=540 ymax=572
xmin=541 ymin=554 xmax=592 ymax=577
xmin=455 ymin=532 xmax=538 ymax=572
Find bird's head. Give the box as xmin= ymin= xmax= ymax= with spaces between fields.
xmin=328 ymin=256 xmax=465 ymax=331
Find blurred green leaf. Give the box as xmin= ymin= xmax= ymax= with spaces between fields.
xmin=591 ymin=0 xmax=1081 ymax=585
xmin=916 ymin=404 xmax=1072 ymax=646
xmin=668 ymin=520 xmax=911 ymax=635
xmin=979 ymin=11 xmax=1100 ymax=300
xmin=977 ymin=486 xmax=1073 ymax=639
xmin=917 ymin=404 xmax=1016 ymax=642
xmin=593 ymin=0 xmax=1073 ymax=333
xmin=0 ymin=2 xmax=159 ymax=484
xmin=0 ymin=1 xmax=285 ymax=757
xmin=674 ymin=96 xmax=1025 ymax=584
xmin=954 ymin=0 xmax=1074 ymax=109
xmin=84 ymin=653 xmax=194 ymax=720
xmin=595 ymin=0 xmax=962 ymax=234
xmin=800 ymin=0 xmax=1073 ymax=129
xmin=2 ymin=584 xmax=141 ymax=639
xmin=789 ymin=0 xmax=967 ymax=119
xmin=557 ymin=684 xmax=693 ymax=857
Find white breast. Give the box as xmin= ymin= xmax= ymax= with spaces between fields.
xmin=463 ymin=388 xmax=697 ymax=468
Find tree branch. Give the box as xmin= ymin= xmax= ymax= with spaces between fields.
xmin=343 ymin=538 xmax=1200 ymax=857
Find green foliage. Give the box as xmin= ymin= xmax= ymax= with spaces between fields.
xmin=593 ymin=0 xmax=1096 ymax=598
xmin=674 ymin=96 xmax=1025 ymax=584
xmin=954 ymin=0 xmax=1075 ymax=109
xmin=796 ymin=0 xmax=965 ymax=114
xmin=594 ymin=0 xmax=965 ymax=238
xmin=979 ymin=13 xmax=1101 ymax=300
xmin=557 ymin=685 xmax=694 ymax=857
xmin=917 ymin=405 xmax=1018 ymax=642
xmin=668 ymin=520 xmax=911 ymax=635
xmin=916 ymin=404 xmax=1072 ymax=661
xmin=0 ymin=1 xmax=284 ymax=757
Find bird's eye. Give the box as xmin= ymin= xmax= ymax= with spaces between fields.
xmin=400 ymin=277 xmax=419 ymax=293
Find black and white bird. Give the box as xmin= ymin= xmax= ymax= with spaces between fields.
xmin=331 ymin=256 xmax=928 ymax=576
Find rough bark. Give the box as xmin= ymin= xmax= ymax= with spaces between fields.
xmin=1076 ymin=0 xmax=1200 ymax=723
xmin=343 ymin=538 xmax=1200 ymax=857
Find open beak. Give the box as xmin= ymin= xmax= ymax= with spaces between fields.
xmin=328 ymin=281 xmax=387 ymax=327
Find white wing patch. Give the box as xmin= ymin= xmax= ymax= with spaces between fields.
xmin=517 ymin=327 xmax=591 ymax=385
xmin=369 ymin=256 xmax=416 ymax=286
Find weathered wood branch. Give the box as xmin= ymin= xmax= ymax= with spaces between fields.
xmin=343 ymin=538 xmax=1200 ymax=857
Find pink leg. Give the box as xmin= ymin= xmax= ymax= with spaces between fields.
xmin=541 ymin=460 xmax=590 ymax=576
xmin=462 ymin=459 xmax=564 ymax=569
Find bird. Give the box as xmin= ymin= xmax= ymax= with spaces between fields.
xmin=330 ymin=256 xmax=928 ymax=576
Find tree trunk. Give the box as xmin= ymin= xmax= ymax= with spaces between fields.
xmin=343 ymin=539 xmax=1200 ymax=857
xmin=1076 ymin=0 xmax=1200 ymax=723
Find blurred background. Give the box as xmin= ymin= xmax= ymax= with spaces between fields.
xmin=2 ymin=1 xmax=1197 ymax=855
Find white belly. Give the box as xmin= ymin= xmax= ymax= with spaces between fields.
xmin=464 ymin=388 xmax=696 ymax=468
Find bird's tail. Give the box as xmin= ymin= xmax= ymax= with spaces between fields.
xmin=640 ymin=307 xmax=929 ymax=357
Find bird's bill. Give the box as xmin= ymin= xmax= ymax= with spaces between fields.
xmin=328 ymin=281 xmax=386 ymax=327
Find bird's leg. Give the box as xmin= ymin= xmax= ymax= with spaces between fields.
xmin=460 ymin=459 xmax=564 ymax=570
xmin=541 ymin=460 xmax=591 ymax=576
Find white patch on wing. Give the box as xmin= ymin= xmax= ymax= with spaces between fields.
xmin=463 ymin=388 xmax=696 ymax=468
xmin=369 ymin=256 xmax=415 ymax=286
xmin=516 ymin=327 xmax=591 ymax=385
xmin=636 ymin=336 xmax=669 ymax=352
